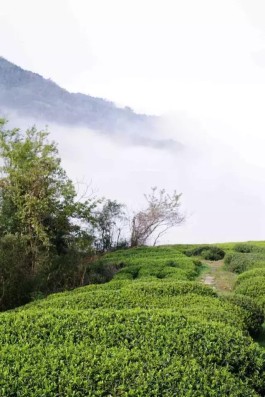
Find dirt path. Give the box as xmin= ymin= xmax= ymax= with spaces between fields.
xmin=200 ymin=260 xmax=265 ymax=349
xmin=200 ymin=260 xmax=237 ymax=294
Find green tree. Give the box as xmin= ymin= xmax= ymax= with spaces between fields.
xmin=0 ymin=119 xmax=96 ymax=309
xmin=94 ymin=199 xmax=126 ymax=252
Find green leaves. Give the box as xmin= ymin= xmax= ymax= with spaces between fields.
xmin=0 ymin=304 xmax=264 ymax=396
xmin=0 ymin=120 xmax=97 ymax=309
xmin=1 ymin=243 xmax=265 ymax=395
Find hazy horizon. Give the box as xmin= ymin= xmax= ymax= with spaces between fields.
xmin=1 ymin=0 xmax=265 ymax=243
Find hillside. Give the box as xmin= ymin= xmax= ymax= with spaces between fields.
xmin=1 ymin=243 xmax=265 ymax=396
xmin=0 ymin=57 xmax=184 ymax=149
xmin=0 ymin=57 xmax=155 ymax=132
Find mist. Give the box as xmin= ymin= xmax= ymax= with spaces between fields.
xmin=1 ymin=0 xmax=265 ymax=243
xmin=5 ymin=109 xmax=265 ymax=245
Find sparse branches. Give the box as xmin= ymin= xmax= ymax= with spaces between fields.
xmin=130 ymin=187 xmax=185 ymax=247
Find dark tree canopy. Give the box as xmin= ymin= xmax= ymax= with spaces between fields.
xmin=0 ymin=120 xmax=97 ymax=309
xmin=94 ymin=199 xmax=126 ymax=252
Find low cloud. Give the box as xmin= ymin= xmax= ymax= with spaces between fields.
xmin=3 ymin=109 xmax=265 ymax=244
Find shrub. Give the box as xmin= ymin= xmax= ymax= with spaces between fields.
xmin=234 ymin=243 xmax=254 ymax=253
xmin=234 ymin=277 xmax=265 ymax=309
xmin=185 ymin=245 xmax=225 ymax=261
xmin=224 ymin=253 xmax=247 ymax=273
xmin=0 ymin=309 xmax=264 ymax=396
xmin=0 ymin=235 xmax=34 ymax=311
xmin=114 ymin=265 xmax=141 ymax=280
xmin=85 ymin=260 xmax=123 ymax=284
xmin=236 ymin=268 xmax=265 ymax=287
xmin=1 ymin=242 xmax=265 ymax=396
xmin=129 ymin=281 xmax=217 ymax=297
xmin=101 ymin=246 xmax=199 ymax=282
xmin=224 ymin=252 xmax=265 ymax=273
xmin=222 ymin=294 xmax=264 ymax=336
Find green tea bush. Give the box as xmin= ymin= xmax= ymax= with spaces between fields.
xmin=135 ymin=261 xmax=197 ymax=281
xmin=113 ymin=265 xmax=141 ymax=280
xmin=101 ymin=246 xmax=200 ymax=282
xmin=185 ymin=245 xmax=225 ymax=260
xmin=103 ymin=246 xmax=183 ymax=260
xmin=234 ymin=243 xmax=255 ymax=253
xmin=128 ymin=280 xmax=217 ymax=297
xmin=224 ymin=252 xmax=265 ymax=273
xmin=85 ymin=260 xmax=123 ymax=284
xmin=234 ymin=277 xmax=265 ymax=309
xmin=1 ymin=242 xmax=265 ymax=396
xmin=20 ymin=282 xmax=217 ymax=312
xmin=20 ymin=282 xmax=254 ymax=332
xmin=250 ymin=260 xmax=265 ymax=268
xmin=236 ymin=268 xmax=265 ymax=286
xmin=0 ymin=309 xmax=264 ymax=396
xmin=221 ymin=294 xmax=264 ymax=336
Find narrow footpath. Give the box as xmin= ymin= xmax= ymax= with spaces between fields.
xmin=199 ymin=259 xmax=265 ymax=349
xmin=199 ymin=259 xmax=237 ymax=294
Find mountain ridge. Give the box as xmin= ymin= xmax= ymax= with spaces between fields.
xmin=0 ymin=56 xmax=155 ymax=131
xmin=0 ymin=57 xmax=182 ymax=150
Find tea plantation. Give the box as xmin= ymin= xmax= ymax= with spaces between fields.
xmin=1 ymin=244 xmax=265 ymax=396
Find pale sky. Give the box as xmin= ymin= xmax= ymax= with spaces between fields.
xmin=1 ymin=0 xmax=265 ymax=243
xmin=1 ymin=1 xmax=265 ymax=162
xmin=1 ymin=1 xmax=265 ymax=110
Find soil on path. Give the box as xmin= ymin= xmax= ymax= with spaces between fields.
xmin=200 ymin=259 xmax=265 ymax=349
xmin=200 ymin=259 xmax=237 ymax=294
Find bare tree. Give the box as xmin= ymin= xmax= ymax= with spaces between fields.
xmin=130 ymin=187 xmax=185 ymax=247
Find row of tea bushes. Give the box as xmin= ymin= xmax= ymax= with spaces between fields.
xmin=223 ymin=242 xmax=265 ymax=273
xmin=99 ymin=246 xmax=201 ymax=281
xmin=218 ymin=241 xmax=265 ymax=252
xmin=1 ymin=245 xmax=265 ymax=395
xmin=20 ymin=280 xmax=263 ymax=335
xmin=184 ymin=245 xmax=225 ymax=261
xmin=1 ymin=307 xmax=265 ymax=396
xmin=236 ymin=268 xmax=265 ymax=284
xmin=223 ymin=243 xmax=265 ymax=313
xmin=221 ymin=294 xmax=264 ymax=336
xmin=224 ymin=252 xmax=265 ymax=274
xmin=235 ymin=276 xmax=265 ymax=311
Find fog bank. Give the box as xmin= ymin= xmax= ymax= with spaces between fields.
xmin=3 ymin=109 xmax=265 ymax=244
xmin=12 ymin=114 xmax=261 ymax=244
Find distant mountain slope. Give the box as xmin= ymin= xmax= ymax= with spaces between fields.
xmin=0 ymin=57 xmax=153 ymax=130
xmin=0 ymin=57 xmax=182 ymax=149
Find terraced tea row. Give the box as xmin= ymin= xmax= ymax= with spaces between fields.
xmin=1 ymin=244 xmax=265 ymax=396
xmin=224 ymin=244 xmax=265 ymax=313
xmin=1 ymin=308 xmax=265 ymax=396
xmin=100 ymin=246 xmax=201 ymax=281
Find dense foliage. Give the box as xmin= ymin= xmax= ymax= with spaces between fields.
xmin=0 ymin=120 xmax=98 ymax=310
xmin=235 ymin=277 xmax=265 ymax=310
xmin=225 ymin=243 xmax=265 ymax=331
xmin=224 ymin=252 xmax=265 ymax=273
xmin=0 ymin=119 xmax=265 ymax=395
xmin=100 ymin=246 xmax=201 ymax=281
xmin=1 ymin=244 xmax=265 ymax=395
xmin=234 ymin=243 xmax=255 ymax=253
xmin=185 ymin=245 xmax=225 ymax=261
xmin=0 ymin=121 xmax=188 ymax=310
xmin=1 ymin=308 xmax=264 ymax=396
xmin=221 ymin=294 xmax=264 ymax=336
